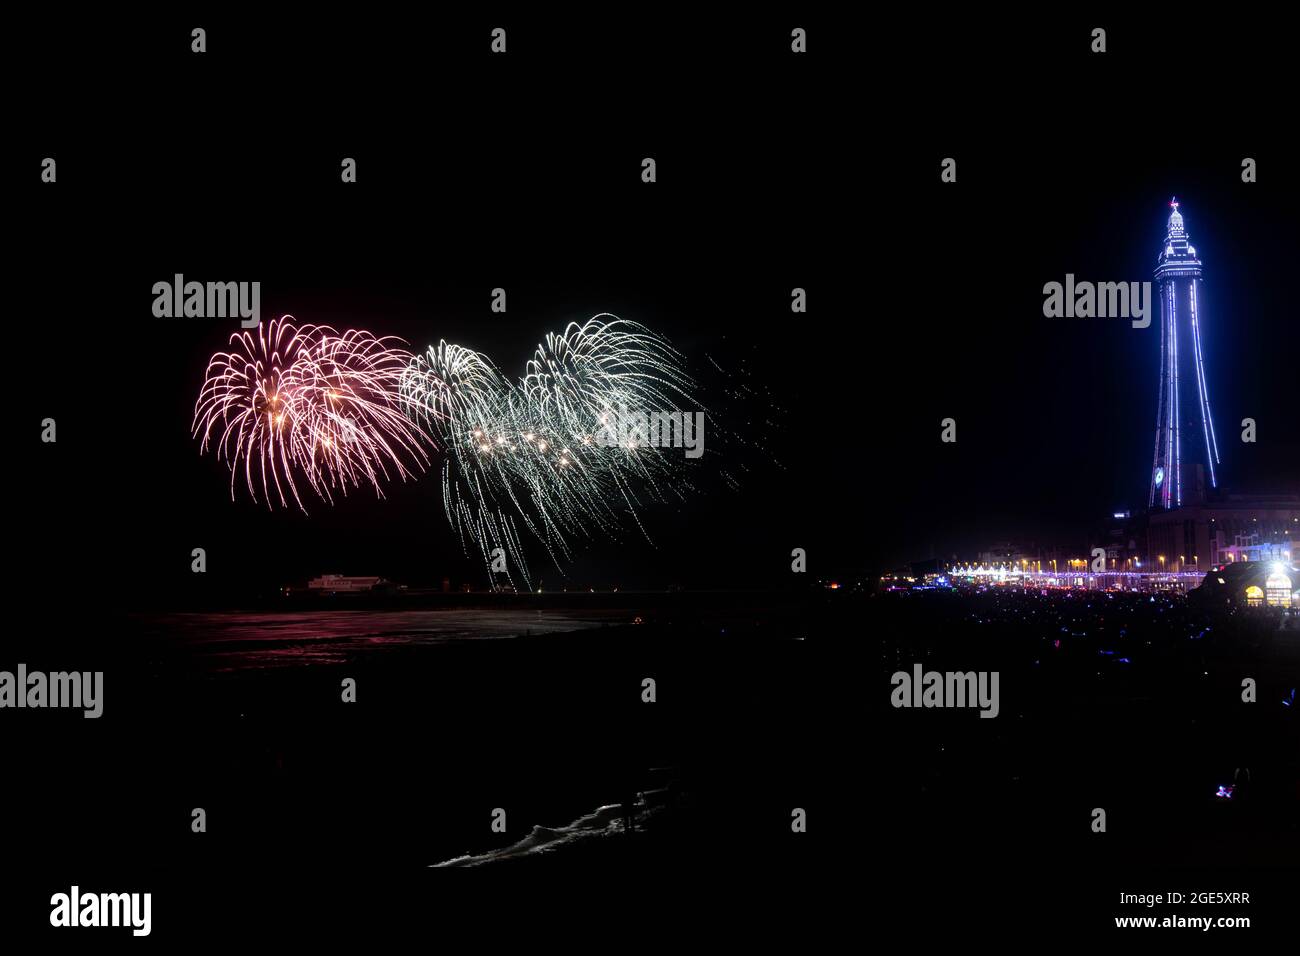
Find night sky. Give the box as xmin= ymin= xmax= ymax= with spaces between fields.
xmin=14 ymin=13 xmax=1297 ymax=604
xmin=5 ymin=12 xmax=1298 ymax=942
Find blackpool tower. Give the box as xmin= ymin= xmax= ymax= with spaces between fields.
xmin=1149 ymin=198 xmax=1221 ymax=510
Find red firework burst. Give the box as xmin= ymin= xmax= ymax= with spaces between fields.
xmin=193 ymin=316 xmax=431 ymax=511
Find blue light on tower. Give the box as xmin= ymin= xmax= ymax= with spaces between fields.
xmin=1149 ymin=198 xmax=1221 ymax=510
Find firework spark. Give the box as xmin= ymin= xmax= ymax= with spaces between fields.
xmin=196 ymin=312 xmax=754 ymax=588
xmin=398 ymin=316 xmax=705 ymax=587
xmin=193 ymin=316 xmax=431 ymax=512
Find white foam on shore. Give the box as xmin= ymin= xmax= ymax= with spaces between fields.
xmin=432 ymin=798 xmax=667 ymax=867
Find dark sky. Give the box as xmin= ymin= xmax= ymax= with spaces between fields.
xmin=13 ymin=12 xmax=1297 ymax=603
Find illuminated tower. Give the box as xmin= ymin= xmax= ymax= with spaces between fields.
xmin=1149 ymin=198 xmax=1221 ymax=510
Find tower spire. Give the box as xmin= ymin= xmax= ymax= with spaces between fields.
xmin=1167 ymin=196 xmax=1185 ymax=237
